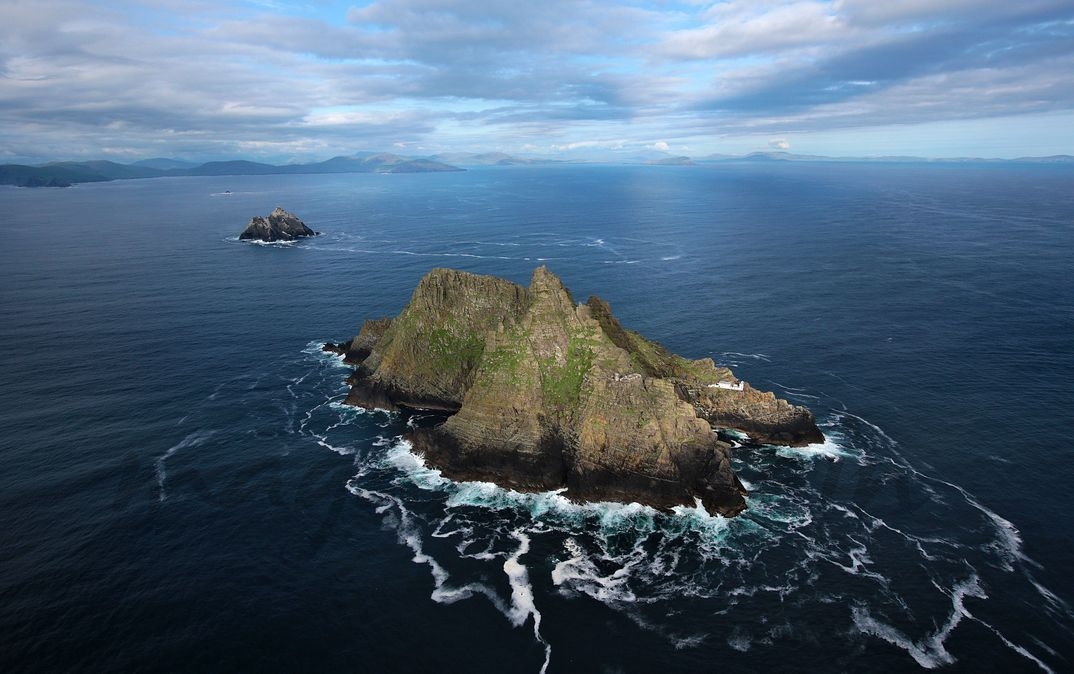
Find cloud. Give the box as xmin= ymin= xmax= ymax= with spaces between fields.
xmin=549 ymin=139 xmax=629 ymax=152
xmin=769 ymin=139 xmax=790 ymax=150
xmin=659 ymin=1 xmax=852 ymax=60
xmin=0 ymin=0 xmax=1072 ymax=161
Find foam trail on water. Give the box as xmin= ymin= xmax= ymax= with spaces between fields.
xmin=851 ymin=574 xmax=985 ymax=669
xmin=348 ymin=479 xmax=553 ymax=672
xmin=720 ymin=351 xmax=771 ymax=362
xmin=879 ymin=439 xmax=1028 ymax=570
xmin=836 ymin=410 xmax=899 ymax=448
xmin=766 ymin=380 xmax=809 ymax=392
xmin=971 ymin=617 xmax=1055 ymax=674
xmin=346 ymin=484 xmax=508 ymax=612
xmin=156 ymin=430 xmax=215 ymax=502
xmin=315 ymin=377 xmax=1071 ymax=668
xmin=503 ymin=530 xmax=552 ymax=674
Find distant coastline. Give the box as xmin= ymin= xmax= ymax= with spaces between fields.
xmin=2 ymin=150 xmax=1071 ymax=188
xmin=0 ymin=152 xmax=463 ymax=188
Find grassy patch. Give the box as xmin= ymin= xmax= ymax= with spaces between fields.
xmin=542 ymin=337 xmax=594 ymax=409
xmin=429 ymin=328 xmax=485 ymax=373
xmin=478 ymin=326 xmax=531 ymax=384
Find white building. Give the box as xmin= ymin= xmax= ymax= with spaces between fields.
xmin=709 ymin=380 xmax=745 ymax=391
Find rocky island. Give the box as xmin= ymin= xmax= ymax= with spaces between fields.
xmin=239 ymin=207 xmax=318 ymax=242
xmin=328 ymin=267 xmax=823 ymax=516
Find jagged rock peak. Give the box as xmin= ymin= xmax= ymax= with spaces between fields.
xmin=238 ymin=207 xmax=318 ymax=242
xmin=336 ymin=266 xmax=825 ymax=517
xmin=530 ymin=264 xmax=569 ymax=292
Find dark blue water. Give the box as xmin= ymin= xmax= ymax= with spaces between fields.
xmin=2 ymin=164 xmax=1072 ymax=672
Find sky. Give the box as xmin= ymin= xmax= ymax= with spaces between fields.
xmin=1 ymin=0 xmax=1073 ymax=163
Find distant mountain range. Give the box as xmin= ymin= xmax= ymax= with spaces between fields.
xmin=693 ymin=151 xmax=1074 ymax=164
xmin=448 ymin=149 xmax=1074 ymax=166
xmin=415 ymin=150 xmax=1074 ymax=166
xmin=3 ymin=151 xmax=1071 ymax=187
xmin=0 ymin=152 xmax=463 ymax=187
xmin=427 ymin=152 xmax=557 ymax=166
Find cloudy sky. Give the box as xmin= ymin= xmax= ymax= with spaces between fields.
xmin=2 ymin=0 xmax=1073 ymax=163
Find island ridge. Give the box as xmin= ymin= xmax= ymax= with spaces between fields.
xmin=328 ymin=267 xmax=823 ymax=516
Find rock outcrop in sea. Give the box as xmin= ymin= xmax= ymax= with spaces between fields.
xmin=331 ymin=267 xmax=824 ymax=516
xmin=238 ymin=207 xmax=318 ymax=242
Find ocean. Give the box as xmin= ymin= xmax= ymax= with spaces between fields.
xmin=1 ymin=163 xmax=1072 ymax=672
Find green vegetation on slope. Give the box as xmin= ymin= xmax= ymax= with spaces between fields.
xmin=541 ymin=336 xmax=595 ymax=409
xmin=587 ymin=296 xmax=730 ymax=383
xmin=429 ymin=328 xmax=486 ymax=375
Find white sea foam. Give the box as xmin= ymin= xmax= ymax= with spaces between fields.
xmin=1029 ymin=578 xmax=1072 ymax=616
xmin=718 ymin=428 xmax=750 ymax=441
xmin=326 ymin=400 xmax=373 ymax=416
xmin=315 ymin=391 xmax=1069 ymax=667
xmin=346 ymin=484 xmax=507 ymax=610
xmin=727 ymin=629 xmax=752 ymax=652
xmin=850 ymin=505 xmax=951 ymax=561
xmin=746 ymin=494 xmax=812 ymax=529
xmin=851 ymin=574 xmax=985 ymax=669
xmin=382 ymin=439 xmax=451 ymax=490
xmin=385 ymin=440 xmax=675 ymax=525
xmin=827 ymin=503 xmax=859 ymax=519
xmin=891 ymin=457 xmax=1027 ymax=570
xmin=826 ymin=541 xmax=890 ymax=585
xmin=766 ymin=379 xmax=808 ymax=392
xmin=503 ymin=530 xmax=552 ymax=673
xmin=301 ymin=339 xmax=350 ymax=367
xmin=720 ymin=351 xmax=771 ymax=362
xmin=155 ymin=430 xmax=216 ymax=502
xmin=972 ymin=617 xmax=1055 ymax=674
xmin=773 ymin=435 xmax=851 ymax=462
xmin=309 ymin=434 xmax=356 ymax=456
xmin=835 ymin=410 xmax=899 ymax=448
xmin=231 ymin=236 xmax=298 ymax=247
xmin=552 ymin=537 xmax=638 ymax=603
xmin=469 ymin=240 xmax=523 ymax=247
xmin=347 ymin=477 xmax=553 ymax=671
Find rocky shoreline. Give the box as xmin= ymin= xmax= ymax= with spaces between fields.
xmin=327 ymin=267 xmax=824 ymax=516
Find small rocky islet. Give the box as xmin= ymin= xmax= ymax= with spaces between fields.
xmin=325 ymin=267 xmax=823 ymax=517
xmin=238 ymin=207 xmax=318 ymax=242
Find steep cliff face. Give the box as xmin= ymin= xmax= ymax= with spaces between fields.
xmin=679 ymin=384 xmax=825 ymax=446
xmin=586 ymin=295 xmax=823 ymax=446
xmin=346 ymin=269 xmax=528 ymax=410
xmin=341 ymin=266 xmax=823 ymax=516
